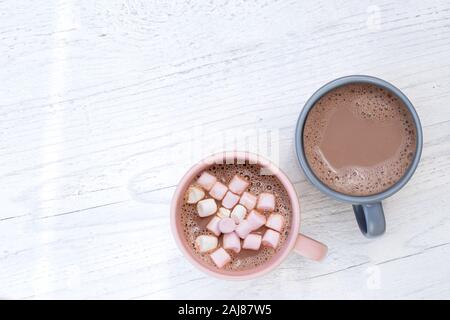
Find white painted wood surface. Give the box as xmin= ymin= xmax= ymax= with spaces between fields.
xmin=1 ymin=0 xmax=449 ymax=300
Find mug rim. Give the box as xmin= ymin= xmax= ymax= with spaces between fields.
xmin=295 ymin=75 xmax=423 ymax=204
xmin=170 ymin=151 xmax=301 ymax=280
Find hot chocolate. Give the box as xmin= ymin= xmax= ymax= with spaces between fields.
xmin=179 ymin=162 xmax=292 ymax=271
xmin=303 ymin=83 xmax=417 ymax=196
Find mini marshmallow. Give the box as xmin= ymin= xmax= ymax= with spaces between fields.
xmin=223 ymin=232 xmax=241 ymax=253
xmin=243 ymin=234 xmax=262 ymax=251
xmin=197 ymin=172 xmax=217 ymax=191
xmin=266 ymin=213 xmax=284 ymax=232
xmin=217 ymin=207 xmax=231 ymax=219
xmin=257 ymin=193 xmax=276 ymax=212
xmin=262 ymin=229 xmax=280 ymax=249
xmin=197 ymin=198 xmax=218 ymax=218
xmin=210 ymin=248 xmax=232 ymax=269
xmin=207 ymin=216 xmax=222 ymax=236
xmin=239 ymin=192 xmax=257 ymax=211
xmin=195 ymin=235 xmax=218 ymax=253
xmin=235 ymin=220 xmax=253 ymax=239
xmin=186 ymin=186 xmax=205 ymax=204
xmin=228 ymin=175 xmax=250 ymax=195
xmin=209 ymin=182 xmax=228 ymax=200
xmin=222 ymin=191 xmax=240 ymax=209
xmin=219 ymin=218 xmax=237 ymax=234
xmin=247 ymin=210 xmax=267 ymax=231
xmin=231 ymin=205 xmax=247 ymax=223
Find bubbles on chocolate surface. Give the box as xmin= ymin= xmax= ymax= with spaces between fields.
xmin=303 ymin=83 xmax=417 ymax=196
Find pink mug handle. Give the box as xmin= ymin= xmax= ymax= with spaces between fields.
xmin=294 ymin=234 xmax=328 ymax=261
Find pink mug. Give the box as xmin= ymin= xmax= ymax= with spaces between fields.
xmin=171 ymin=152 xmax=328 ymax=280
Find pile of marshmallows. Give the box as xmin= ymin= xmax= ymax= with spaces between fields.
xmin=186 ymin=171 xmax=285 ymax=269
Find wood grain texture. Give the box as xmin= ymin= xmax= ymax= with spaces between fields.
xmin=0 ymin=0 xmax=449 ymax=299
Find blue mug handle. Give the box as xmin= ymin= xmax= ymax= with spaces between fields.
xmin=353 ymin=203 xmax=386 ymax=238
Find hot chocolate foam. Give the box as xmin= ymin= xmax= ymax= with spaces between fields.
xmin=179 ymin=163 xmax=292 ymax=271
xmin=303 ymin=83 xmax=417 ymax=196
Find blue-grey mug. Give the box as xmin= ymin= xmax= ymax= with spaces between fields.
xmin=295 ymin=75 xmax=423 ymax=238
